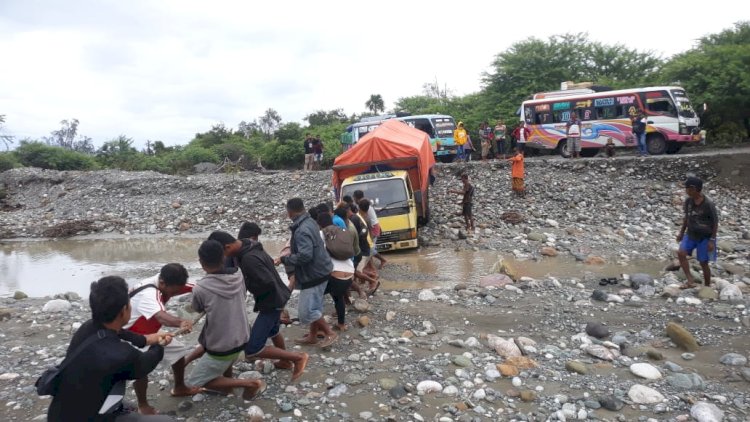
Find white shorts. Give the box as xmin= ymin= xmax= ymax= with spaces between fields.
xmin=137 ymin=338 xmax=193 ymax=366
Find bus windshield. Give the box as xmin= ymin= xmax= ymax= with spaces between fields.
xmin=671 ymin=89 xmax=697 ymax=118
xmin=341 ymin=179 xmax=409 ymax=209
xmin=432 ymin=117 xmax=456 ymax=138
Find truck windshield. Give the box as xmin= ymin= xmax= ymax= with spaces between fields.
xmin=342 ymin=179 xmax=409 ymax=210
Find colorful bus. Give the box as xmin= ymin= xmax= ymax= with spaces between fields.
xmin=520 ymin=86 xmax=701 ymax=156
xmin=342 ymin=114 xmax=458 ymax=160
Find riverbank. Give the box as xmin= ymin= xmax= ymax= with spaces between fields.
xmin=1 ymin=265 xmax=749 ymax=421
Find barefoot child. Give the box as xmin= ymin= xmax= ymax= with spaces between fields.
xmin=508 ymin=146 xmax=525 ymax=196
xmin=187 ymin=240 xmax=265 ymax=400
xmin=125 ymin=264 xmax=201 ymax=414
xmin=449 ymin=173 xmax=475 ymax=231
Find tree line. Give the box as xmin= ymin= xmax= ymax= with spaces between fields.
xmin=1 ymin=23 xmax=747 ymax=174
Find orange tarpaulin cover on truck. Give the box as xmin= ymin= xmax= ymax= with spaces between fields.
xmin=332 ymin=119 xmax=436 ymax=196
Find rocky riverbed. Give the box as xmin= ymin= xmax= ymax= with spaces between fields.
xmin=0 ymin=266 xmax=749 ymax=421
xmin=1 ymin=149 xmax=749 ymax=421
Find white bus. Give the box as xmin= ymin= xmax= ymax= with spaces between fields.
xmin=520 ymin=86 xmax=701 ymax=156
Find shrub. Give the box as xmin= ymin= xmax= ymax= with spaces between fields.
xmin=0 ymin=152 xmax=21 ymax=172
xmin=15 ymin=142 xmax=98 ymax=170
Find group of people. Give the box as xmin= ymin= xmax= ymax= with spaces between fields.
xmin=303 ymin=134 xmax=324 ymax=171
xmin=452 ymin=119 xmax=529 ymax=163
xmin=46 ymin=193 xmax=390 ymax=421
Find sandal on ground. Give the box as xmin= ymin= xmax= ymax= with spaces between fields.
xmin=318 ymin=332 xmax=338 ymax=349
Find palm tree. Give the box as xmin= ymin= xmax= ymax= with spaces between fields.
xmin=365 ymin=94 xmax=385 ymax=114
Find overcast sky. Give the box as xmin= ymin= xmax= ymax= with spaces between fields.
xmin=0 ymin=1 xmax=744 ymax=147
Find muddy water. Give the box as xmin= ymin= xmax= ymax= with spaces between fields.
xmin=1 ymin=237 xmax=668 ymax=297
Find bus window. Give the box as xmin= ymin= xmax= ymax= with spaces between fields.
xmin=641 ymin=91 xmax=677 ymax=117
xmin=535 ymin=112 xmax=552 ymax=124
xmin=580 ymin=107 xmax=596 ymax=121
xmin=597 ymin=106 xmax=616 ymax=119
xmin=403 ymin=118 xmax=435 ymax=137
xmin=524 ymin=107 xmax=533 ymax=124
xmin=431 ymin=117 xmax=456 ymax=138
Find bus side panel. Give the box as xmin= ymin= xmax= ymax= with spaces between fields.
xmin=527 ymin=124 xmax=565 ymax=149
xmin=580 ymin=120 xmax=636 ymax=148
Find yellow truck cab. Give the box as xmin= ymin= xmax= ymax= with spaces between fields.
xmin=340 ymin=170 xmax=418 ymax=251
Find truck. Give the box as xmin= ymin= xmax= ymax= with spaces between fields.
xmin=332 ymin=119 xmax=436 ymax=252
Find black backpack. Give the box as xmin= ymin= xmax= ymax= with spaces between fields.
xmin=321 ymin=225 xmax=356 ymax=260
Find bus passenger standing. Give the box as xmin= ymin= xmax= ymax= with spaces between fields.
xmin=453 ymin=121 xmax=468 ymax=161
xmin=566 ymin=113 xmax=581 ymax=158
xmin=631 ymin=112 xmax=648 ymax=156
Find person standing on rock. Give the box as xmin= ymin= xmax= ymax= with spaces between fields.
xmin=566 ymin=112 xmax=582 ymax=159
xmin=312 ymin=135 xmax=324 ymax=170
xmin=275 ymin=198 xmax=338 ymax=348
xmin=186 ymin=240 xmax=266 ymax=400
xmin=677 ymin=177 xmax=719 ymax=289
xmin=449 ymin=173 xmax=475 ymax=232
xmin=303 ymin=134 xmax=314 ymax=171
xmin=125 ymin=263 xmax=201 ymax=415
xmin=47 ymin=276 xmax=175 ymax=422
xmin=494 ymin=119 xmax=507 ymax=159
xmin=508 ymin=145 xmax=526 ymax=197
xmin=208 ymin=231 xmax=309 ymax=382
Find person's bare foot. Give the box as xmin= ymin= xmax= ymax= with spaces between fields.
xmin=138 ymin=405 xmax=158 ymax=415
xmin=170 ymin=386 xmax=203 ymax=397
xmin=291 ymin=353 xmax=309 ymax=382
xmin=377 ymin=257 xmax=387 ymax=269
xmin=680 ymin=282 xmax=698 ymax=290
xmin=274 ymin=360 xmax=293 ymax=370
xmin=334 ymin=323 xmax=348 ymax=331
xmin=242 ymin=380 xmax=267 ymax=401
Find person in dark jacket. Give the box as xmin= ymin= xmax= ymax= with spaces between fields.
xmin=209 ymin=230 xmax=309 ymax=382
xmin=275 ymin=197 xmax=337 ymax=348
xmin=47 ymin=276 xmax=174 ymax=422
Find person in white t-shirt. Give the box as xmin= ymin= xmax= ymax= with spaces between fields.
xmin=566 ymin=113 xmax=582 ymax=158
xmin=125 ymin=264 xmax=200 ymax=415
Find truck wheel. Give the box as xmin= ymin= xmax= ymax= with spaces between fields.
xmin=646 ymin=134 xmax=667 ymax=155
xmin=557 ymin=140 xmax=571 ymax=158
xmin=666 ymin=142 xmax=683 ymax=154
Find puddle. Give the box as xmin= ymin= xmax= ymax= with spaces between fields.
xmin=1 ymin=238 xmax=668 ymax=297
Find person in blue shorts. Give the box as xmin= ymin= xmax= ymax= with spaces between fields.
xmin=676 ymin=176 xmax=719 ymax=289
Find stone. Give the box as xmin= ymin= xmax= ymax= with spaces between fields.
xmin=479 ymin=273 xmax=514 ymax=288
xmin=719 ymin=284 xmax=743 ymax=302
xmin=505 ymin=356 xmax=539 ymax=369
xmin=666 ymin=322 xmax=699 ymax=352
xmin=358 ymin=411 xmax=373 ymax=420
xmin=717 ymin=241 xmax=734 ymax=253
xmin=488 ymin=336 xmax=522 ymax=358
xmin=591 ymin=290 xmax=608 ymax=301
xmin=389 ymin=385 xmax=407 ymax=399
xmin=451 ymin=355 xmax=473 ymax=368
xmin=630 ymin=363 xmax=662 ymax=380
xmin=353 ymin=299 xmax=371 ymax=313
xmin=247 ymin=405 xmax=265 ymax=422
xmin=171 ymin=201 xmax=181 ymax=209
xmin=646 ymin=349 xmax=664 ymax=361
xmin=682 ymin=353 xmax=696 ymax=360
xmin=527 ymin=232 xmax=545 ymax=242
xmin=497 ymin=364 xmax=519 ymax=377
xmin=416 ymin=380 xmax=443 ymax=394
xmin=385 ymin=310 xmax=396 ymax=321
xmin=666 ymin=373 xmax=705 ymax=390
xmin=741 ymin=367 xmax=750 ymax=382
xmin=584 ymin=256 xmax=606 ymax=265
xmin=357 ymin=315 xmax=371 ymax=327
xmin=0 ymin=373 xmax=20 ymax=380
xmin=541 ymin=246 xmax=558 ymax=257
xmin=690 ymin=401 xmax=725 ymax=422
xmin=192 ymin=393 xmax=205 ymax=402
xmin=599 ymin=396 xmax=624 ymax=411
xmin=585 ymin=344 xmax=618 ymax=361
xmin=520 ymin=390 xmax=536 ymax=402
xmin=585 ymin=322 xmax=610 ymax=339
xmin=722 ymin=263 xmax=746 ymax=276
xmin=627 ymin=384 xmax=665 ymax=404
xmin=442 ymin=385 xmax=459 ymax=396
xmin=630 ymin=273 xmax=654 ymax=288
xmin=697 ymin=287 xmax=718 ymax=300
xmin=42 ymin=299 xmax=72 ymax=313
xmin=418 ymin=289 xmax=437 ymax=301
xmin=378 ymin=378 xmax=398 ymax=390
xmin=664 ymin=361 xmax=683 ymax=372
xmin=177 ymin=401 xmax=193 ymax=411
xmin=719 ymin=352 xmax=747 ymax=366
xmin=13 ymin=291 xmax=27 ymax=300
xmin=0 ymin=308 xmax=11 ymax=321
xmin=565 ymin=361 xmax=588 ymax=375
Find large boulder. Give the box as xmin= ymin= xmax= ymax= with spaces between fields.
xmin=42 ymin=299 xmax=72 ymax=313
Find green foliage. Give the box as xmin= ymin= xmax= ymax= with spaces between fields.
xmin=661 ymin=21 xmax=750 ymax=141
xmin=15 ymin=141 xmax=98 ymax=170
xmin=0 ymin=152 xmax=21 ymax=172
xmin=365 ymin=94 xmax=385 ymax=114
xmin=305 ymin=109 xmax=351 ymax=127
xmin=96 ymin=135 xmax=139 ymax=170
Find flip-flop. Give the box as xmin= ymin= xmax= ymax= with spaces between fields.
xmin=318 ymin=332 xmax=338 ymax=349
xmin=599 ymin=278 xmax=609 ymax=286
xmin=294 ymin=337 xmax=319 ymax=346
xmin=243 ymin=380 xmax=267 ymax=401
xmin=608 ymin=278 xmax=618 ymax=285
xmin=170 ymin=386 xmax=204 ymax=397
xmin=679 ymin=284 xmax=697 ymax=290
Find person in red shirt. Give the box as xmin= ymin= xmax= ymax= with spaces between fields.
xmin=125 ymin=263 xmax=201 ymax=415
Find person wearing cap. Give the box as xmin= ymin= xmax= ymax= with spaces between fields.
xmin=676 ymin=176 xmax=719 ymax=289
